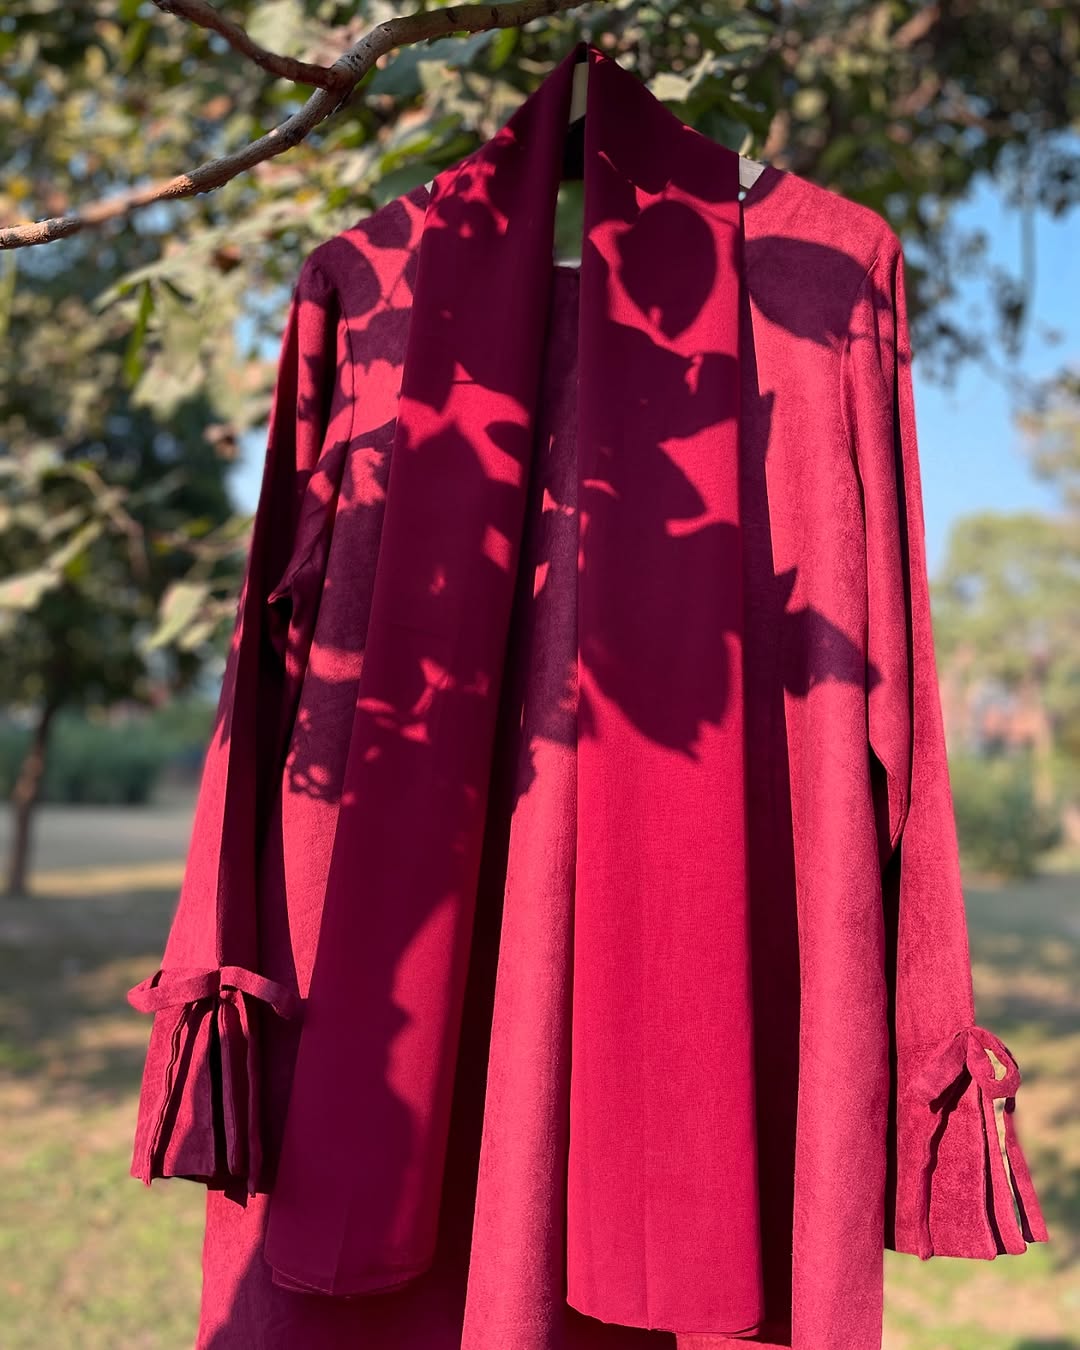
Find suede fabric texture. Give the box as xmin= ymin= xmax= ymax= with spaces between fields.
xmin=126 ymin=41 xmax=1047 ymax=1350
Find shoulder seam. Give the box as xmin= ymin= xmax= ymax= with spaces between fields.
xmin=299 ymin=252 xmax=334 ymax=292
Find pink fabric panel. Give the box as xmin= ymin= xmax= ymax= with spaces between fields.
xmin=567 ymin=48 xmax=762 ymax=1334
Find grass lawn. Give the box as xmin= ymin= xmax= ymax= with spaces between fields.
xmin=883 ymin=869 xmax=1080 ymax=1349
xmin=0 ymin=864 xmax=1076 ymax=1348
xmin=0 ymin=882 xmax=203 ymax=1350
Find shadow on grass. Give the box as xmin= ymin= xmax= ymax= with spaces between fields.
xmin=0 ymin=883 xmax=206 ymax=1350
xmin=1022 ymin=1153 xmax=1080 ymax=1268
xmin=0 ymin=887 xmax=180 ymax=1108
xmin=963 ymin=874 xmax=1078 ymax=1038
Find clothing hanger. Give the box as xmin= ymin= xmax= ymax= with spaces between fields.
xmin=562 ymin=53 xmax=768 ymax=196
xmin=552 ymin=54 xmax=767 ymax=267
xmin=561 ymin=56 xmax=588 ymax=181
xmin=422 ymin=55 xmax=770 ymax=225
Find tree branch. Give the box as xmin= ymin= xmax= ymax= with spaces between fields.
xmin=1 ymin=0 xmax=594 ymax=249
xmin=152 ymin=0 xmax=347 ymax=89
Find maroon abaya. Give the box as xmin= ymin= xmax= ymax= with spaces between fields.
xmin=126 ymin=41 xmax=1047 ymax=1350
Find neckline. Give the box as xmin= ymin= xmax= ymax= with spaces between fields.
xmin=428 ymin=156 xmax=787 ymax=275
xmin=419 ymin=47 xmax=792 ymax=283
xmin=419 ymin=48 xmax=789 ymax=237
xmin=551 ymin=157 xmax=785 ymax=268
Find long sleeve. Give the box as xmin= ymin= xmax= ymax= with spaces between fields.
xmin=844 ymin=237 xmax=1048 ymax=1260
xmin=126 ymin=257 xmax=342 ymax=1194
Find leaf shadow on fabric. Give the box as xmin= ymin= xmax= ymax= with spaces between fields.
xmin=192 ymin=134 xmax=898 ymax=1350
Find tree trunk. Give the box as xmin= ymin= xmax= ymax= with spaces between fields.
xmin=6 ymin=696 xmax=60 ymax=898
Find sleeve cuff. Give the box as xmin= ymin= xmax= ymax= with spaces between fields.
xmin=891 ymin=1023 xmax=1049 ymax=1259
xmin=126 ymin=965 xmax=301 ymax=1194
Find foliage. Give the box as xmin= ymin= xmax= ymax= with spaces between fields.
xmin=1 ymin=3 xmax=1077 ymax=631
xmin=0 ymin=699 xmax=216 ymax=805
xmin=933 ymin=510 xmax=1080 ymax=744
xmin=1021 ymin=369 xmax=1080 ymax=519
xmin=0 ymin=440 xmax=231 ymax=710
xmin=934 ymin=373 xmax=1080 ymax=772
xmin=0 ymin=1 xmax=1077 ymax=816
xmin=3 ymin=2 xmax=1077 ymax=380
xmin=949 ymin=749 xmax=1063 ymax=878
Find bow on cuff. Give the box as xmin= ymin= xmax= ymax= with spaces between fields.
xmin=127 ymin=965 xmax=301 ymax=1195
xmin=910 ymin=1024 xmax=1048 ymax=1258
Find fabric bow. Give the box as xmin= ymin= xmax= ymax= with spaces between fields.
xmin=911 ymin=1024 xmax=1048 ymax=1257
xmin=127 ymin=965 xmax=301 ymax=1194
xmin=127 ymin=964 xmax=300 ymax=1020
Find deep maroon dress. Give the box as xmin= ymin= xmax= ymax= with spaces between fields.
xmin=125 ymin=41 xmax=1047 ymax=1350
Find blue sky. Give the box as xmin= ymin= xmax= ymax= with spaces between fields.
xmin=913 ymin=177 xmax=1072 ymax=574
xmin=230 ymin=179 xmax=1075 ymax=580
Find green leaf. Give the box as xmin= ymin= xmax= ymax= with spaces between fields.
xmin=435 ymin=30 xmax=500 ymax=69
xmin=368 ymin=48 xmax=424 ymax=98
xmin=246 ymin=1 xmax=310 ymax=57
xmin=145 ymin=580 xmax=211 ymax=651
xmin=488 ymin=27 xmax=518 ymax=72
xmin=178 ymin=614 xmax=220 ymax=651
xmin=121 ymin=17 xmax=152 ymax=75
xmin=370 ymin=162 xmax=440 ymax=208
xmin=50 ymin=520 xmax=105 ymax=574
xmin=650 ymin=71 xmax=693 ymax=103
xmin=0 ymin=252 xmax=16 ymax=345
xmin=0 ymin=567 xmax=61 ymax=612
xmin=817 ymin=134 xmax=862 ymax=178
xmin=123 ymin=280 xmax=154 ymax=388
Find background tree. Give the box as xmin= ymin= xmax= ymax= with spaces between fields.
xmin=934 ymin=373 xmax=1080 ymax=710
xmin=931 ymin=368 xmax=1080 ymax=871
xmin=0 ymin=243 xmax=247 ymax=894
xmin=1 ymin=0 xmax=1077 ymax=891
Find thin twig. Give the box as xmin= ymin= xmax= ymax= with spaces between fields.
xmin=1 ymin=0 xmax=592 ymax=249
xmin=152 ymin=0 xmax=346 ymax=88
xmin=893 ymin=4 xmax=940 ymax=49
